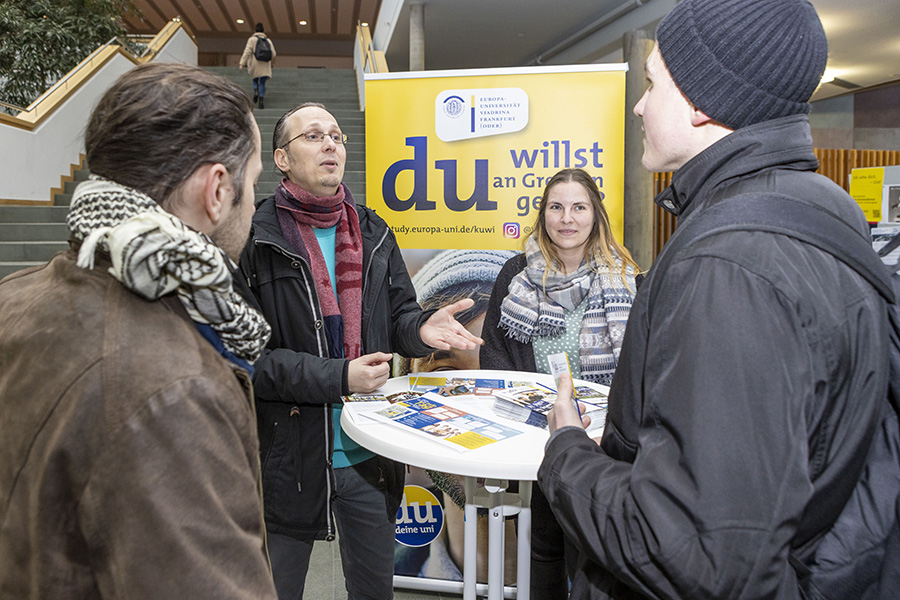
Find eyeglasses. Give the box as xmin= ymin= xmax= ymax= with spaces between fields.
xmin=280 ymin=131 xmax=349 ymax=147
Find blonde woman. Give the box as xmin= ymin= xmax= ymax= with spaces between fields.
xmin=481 ymin=168 xmax=639 ymax=599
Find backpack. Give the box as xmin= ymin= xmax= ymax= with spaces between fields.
xmin=254 ymin=36 xmax=272 ymax=61
xmin=647 ymin=193 xmax=900 ymax=599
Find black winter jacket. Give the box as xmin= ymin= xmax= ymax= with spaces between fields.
xmin=236 ymin=189 xmax=435 ymax=541
xmin=480 ymin=254 xmax=536 ymax=374
xmin=538 ymin=116 xmax=890 ymax=599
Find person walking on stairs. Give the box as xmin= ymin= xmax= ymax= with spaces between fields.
xmin=240 ymin=22 xmax=275 ymax=109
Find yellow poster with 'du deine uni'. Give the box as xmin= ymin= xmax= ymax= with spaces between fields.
xmin=365 ymin=65 xmax=626 ymax=250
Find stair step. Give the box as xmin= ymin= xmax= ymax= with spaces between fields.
xmin=253 ymin=117 xmax=365 ymax=128
xmin=0 ymin=223 xmax=69 ymax=241
xmin=208 ymin=64 xmax=367 ymax=205
xmin=0 ymin=241 xmax=68 ymax=261
xmin=5 ymin=66 xmax=367 ymax=276
xmin=0 ymin=205 xmax=69 ymax=223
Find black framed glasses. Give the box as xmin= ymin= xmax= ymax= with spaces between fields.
xmin=280 ymin=131 xmax=349 ymax=148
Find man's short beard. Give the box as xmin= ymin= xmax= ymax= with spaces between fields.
xmin=321 ymin=175 xmax=341 ymax=191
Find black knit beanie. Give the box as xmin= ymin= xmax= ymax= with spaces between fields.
xmin=656 ymin=0 xmax=828 ymax=130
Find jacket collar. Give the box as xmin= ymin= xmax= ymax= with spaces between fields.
xmin=67 ymin=238 xmax=197 ymax=323
xmin=654 ymin=115 xmax=820 ymax=221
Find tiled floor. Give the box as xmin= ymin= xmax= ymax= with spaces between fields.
xmin=305 ymin=539 xmax=451 ymax=599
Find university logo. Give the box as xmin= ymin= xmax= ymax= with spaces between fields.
xmin=442 ymin=95 xmax=466 ymax=118
xmin=395 ymin=485 xmax=444 ymax=547
xmin=435 ymin=88 xmax=529 ymax=142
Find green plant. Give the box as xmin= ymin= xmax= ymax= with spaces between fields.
xmin=0 ymin=0 xmax=143 ymax=110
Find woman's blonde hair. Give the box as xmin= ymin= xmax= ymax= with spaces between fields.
xmin=531 ymin=168 xmax=640 ymax=280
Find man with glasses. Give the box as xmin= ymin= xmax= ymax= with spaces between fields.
xmin=236 ymin=102 xmax=481 ymax=599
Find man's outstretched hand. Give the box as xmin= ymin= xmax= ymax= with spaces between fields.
xmin=419 ymin=298 xmax=484 ymax=350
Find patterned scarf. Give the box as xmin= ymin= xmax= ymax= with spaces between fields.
xmin=275 ymin=179 xmax=363 ymax=360
xmin=66 ymin=176 xmax=271 ymax=363
xmin=499 ymin=236 xmax=635 ymax=384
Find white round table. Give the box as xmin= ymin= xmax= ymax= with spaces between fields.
xmin=341 ymin=369 xmax=608 ymax=600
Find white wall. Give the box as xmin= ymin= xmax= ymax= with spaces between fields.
xmin=0 ymin=27 xmax=197 ymax=203
xmin=373 ymin=0 xmax=404 ymax=52
xmin=153 ymin=28 xmax=198 ymax=65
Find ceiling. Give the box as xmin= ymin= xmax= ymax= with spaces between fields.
xmin=125 ymin=0 xmax=900 ymax=102
xmin=125 ymin=0 xmax=383 ymax=49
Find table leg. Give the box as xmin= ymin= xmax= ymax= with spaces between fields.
xmin=484 ymin=479 xmax=507 ymax=600
xmin=464 ymin=476 xmax=478 ymax=600
xmin=462 ymin=478 xmax=529 ymax=599
xmin=516 ymin=480 xmax=532 ymax=600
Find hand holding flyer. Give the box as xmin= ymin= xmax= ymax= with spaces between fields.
xmin=547 ymin=352 xmax=584 ymax=423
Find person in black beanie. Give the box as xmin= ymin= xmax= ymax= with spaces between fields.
xmin=537 ymin=1 xmax=891 ymax=599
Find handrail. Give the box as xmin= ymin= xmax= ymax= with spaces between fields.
xmin=0 ymin=18 xmax=195 ymax=130
xmin=360 ymin=23 xmax=389 ymax=74
xmin=354 ymin=22 xmax=389 ymax=111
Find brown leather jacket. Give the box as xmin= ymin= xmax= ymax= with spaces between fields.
xmin=0 ymin=248 xmax=277 ymax=599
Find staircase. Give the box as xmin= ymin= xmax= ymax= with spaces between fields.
xmin=0 ymin=67 xmax=365 ymax=280
xmin=207 ymin=67 xmax=366 ymax=206
xmin=0 ymin=170 xmax=85 ymax=279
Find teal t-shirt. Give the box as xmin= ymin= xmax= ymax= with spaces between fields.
xmin=313 ymin=226 xmax=338 ymax=304
xmin=314 ymin=226 xmax=374 ymax=468
xmin=532 ymin=294 xmax=587 ymax=379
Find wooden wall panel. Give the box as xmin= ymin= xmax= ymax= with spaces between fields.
xmin=650 ymin=149 xmax=900 ymax=260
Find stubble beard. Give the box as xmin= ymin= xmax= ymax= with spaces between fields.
xmin=322 ymin=174 xmax=342 ymax=193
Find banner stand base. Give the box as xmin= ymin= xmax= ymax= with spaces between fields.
xmin=394 ymin=574 xmax=518 ymax=599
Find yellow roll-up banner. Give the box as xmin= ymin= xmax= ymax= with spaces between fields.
xmin=365 ymin=65 xmax=627 ymax=250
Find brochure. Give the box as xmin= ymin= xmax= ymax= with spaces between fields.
xmin=370 ymin=392 xmax=525 ymax=451
xmin=408 ymin=375 xmax=447 ymax=393
xmin=573 ymin=385 xmax=608 ymax=401
xmin=434 ymin=376 xmax=507 ymax=398
xmin=547 ymin=352 xmax=584 ymax=423
xmin=491 ymin=382 xmax=609 ymax=431
xmin=436 ymin=383 xmax=472 ymax=397
xmin=342 ymin=392 xmax=388 ymax=402
xmin=446 ymin=377 xmax=506 ymax=389
xmin=491 ymin=385 xmax=558 ymax=429
xmin=386 ymin=390 xmax=423 ymax=404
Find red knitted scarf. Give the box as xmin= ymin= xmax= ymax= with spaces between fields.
xmin=275 ymin=179 xmax=363 ymax=360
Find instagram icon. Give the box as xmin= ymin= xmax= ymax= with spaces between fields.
xmin=503 ymin=222 xmax=520 ymax=239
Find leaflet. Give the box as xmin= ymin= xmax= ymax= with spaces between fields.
xmin=369 ymin=392 xmax=524 ymax=451
xmin=408 ymin=375 xmax=448 ymax=393
xmin=492 ymin=385 xmax=557 ymax=429
xmin=547 ymin=352 xmax=583 ymax=422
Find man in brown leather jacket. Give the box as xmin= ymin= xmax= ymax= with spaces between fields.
xmin=0 ymin=63 xmax=277 ymax=600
